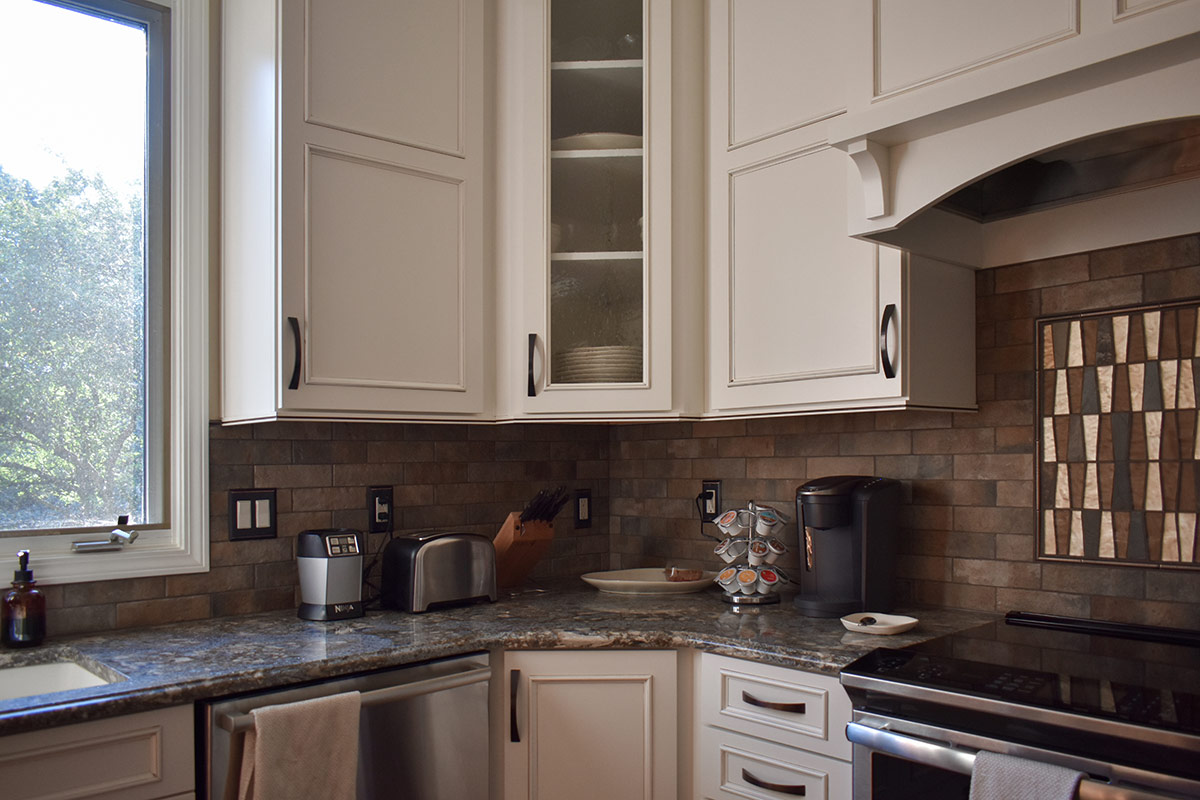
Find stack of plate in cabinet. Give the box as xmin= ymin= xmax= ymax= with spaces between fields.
xmin=554 ymin=345 xmax=643 ymax=383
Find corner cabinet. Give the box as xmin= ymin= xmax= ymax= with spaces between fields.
xmin=501 ymin=650 xmax=678 ymax=800
xmin=222 ymin=0 xmax=487 ymax=423
xmin=495 ymin=0 xmax=705 ymax=419
xmin=705 ymin=0 xmax=975 ymax=417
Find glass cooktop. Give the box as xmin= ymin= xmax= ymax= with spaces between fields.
xmin=842 ymin=612 xmax=1200 ymax=736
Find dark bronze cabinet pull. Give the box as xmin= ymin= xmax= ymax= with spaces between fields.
xmin=880 ymin=303 xmax=897 ymax=379
xmin=510 ymin=669 xmax=521 ymax=742
xmin=742 ymin=690 xmax=806 ymax=714
xmin=743 ymin=769 xmax=806 ymax=796
xmin=527 ymin=333 xmax=538 ymax=397
xmin=287 ymin=317 xmax=302 ymax=390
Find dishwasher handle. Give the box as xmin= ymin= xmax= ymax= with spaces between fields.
xmin=217 ymin=666 xmax=490 ymax=733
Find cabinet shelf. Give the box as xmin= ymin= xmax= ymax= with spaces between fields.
xmin=551 ymin=58 xmax=644 ymax=71
xmin=551 ymin=148 xmax=644 ymax=159
xmin=551 ymin=251 xmax=643 ymax=261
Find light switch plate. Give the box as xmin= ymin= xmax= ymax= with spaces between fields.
xmin=229 ymin=489 xmax=277 ymax=540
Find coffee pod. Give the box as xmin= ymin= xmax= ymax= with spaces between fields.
xmin=716 ymin=509 xmax=750 ymax=537
xmin=736 ymin=567 xmax=759 ymax=594
xmin=716 ymin=566 xmax=738 ymax=590
xmin=757 ymin=568 xmax=780 ymax=594
xmin=747 ymin=539 xmax=769 ymax=566
xmin=714 ymin=537 xmax=736 ymax=563
xmin=766 ymin=538 xmax=786 ymax=564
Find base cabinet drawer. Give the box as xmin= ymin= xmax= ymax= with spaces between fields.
xmin=0 ymin=705 xmax=193 ymax=800
xmin=698 ymin=726 xmax=852 ymax=800
xmin=698 ymin=652 xmax=852 ymax=761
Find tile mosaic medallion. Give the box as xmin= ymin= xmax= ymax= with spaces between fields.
xmin=1038 ymin=301 xmax=1200 ymax=568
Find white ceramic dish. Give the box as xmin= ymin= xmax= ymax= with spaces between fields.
xmin=582 ymin=568 xmax=717 ymax=595
xmin=840 ymin=612 xmax=919 ymax=635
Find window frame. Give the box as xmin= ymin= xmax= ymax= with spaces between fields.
xmin=3 ymin=0 xmax=209 ymax=583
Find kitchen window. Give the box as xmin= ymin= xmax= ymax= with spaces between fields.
xmin=0 ymin=0 xmax=208 ymax=582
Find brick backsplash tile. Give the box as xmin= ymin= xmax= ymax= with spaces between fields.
xmin=39 ymin=238 xmax=1200 ymax=638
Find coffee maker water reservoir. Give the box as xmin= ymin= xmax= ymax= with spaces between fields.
xmin=793 ymin=476 xmax=900 ymax=618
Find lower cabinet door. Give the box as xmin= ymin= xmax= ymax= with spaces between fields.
xmin=503 ymin=650 xmax=677 ymax=800
xmin=698 ymin=726 xmax=852 ymax=800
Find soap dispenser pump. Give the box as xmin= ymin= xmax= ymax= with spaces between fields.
xmin=2 ymin=550 xmax=46 ymax=647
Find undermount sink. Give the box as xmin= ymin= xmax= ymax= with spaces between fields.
xmin=0 ymin=659 xmax=122 ymax=702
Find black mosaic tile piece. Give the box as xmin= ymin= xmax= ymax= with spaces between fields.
xmin=1082 ymin=509 xmax=1101 ymax=558
xmin=1127 ymin=511 xmax=1149 ymax=561
xmin=1082 ymin=367 xmax=1100 ymax=414
xmin=1053 ymin=321 xmax=1070 ymax=369
xmin=1096 ymin=316 xmax=1116 ymax=366
xmin=1144 ymin=362 xmax=1164 ymax=412
xmin=1112 ymin=412 xmax=1132 ymax=462
xmin=1068 ymin=415 xmax=1086 ymax=462
xmin=1111 ymin=462 xmax=1133 ymax=511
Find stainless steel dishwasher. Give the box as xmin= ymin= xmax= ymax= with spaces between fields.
xmin=200 ymin=652 xmax=490 ymax=800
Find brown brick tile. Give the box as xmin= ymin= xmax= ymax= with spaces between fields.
xmin=47 ymin=605 xmax=117 ymax=638
xmin=63 ymin=577 xmax=165 ymax=608
xmin=994 ymin=318 xmax=1036 ymax=346
xmin=643 ymin=458 xmax=691 ymax=479
xmin=166 ymin=566 xmax=254 ymax=597
xmin=746 ymin=457 xmax=807 ymax=480
xmin=914 ymin=581 xmax=997 ymax=611
xmin=1144 ymin=569 xmax=1200 ymax=602
xmin=367 ymin=440 xmax=436 ymax=463
xmin=995 ymin=426 xmax=1035 ymax=453
xmin=253 ymin=464 xmax=332 ymax=489
xmin=993 ymin=254 xmax=1089 ymax=294
xmin=1089 ymin=596 xmax=1199 ymax=629
xmin=209 ymin=422 xmax=254 ymax=439
xmin=1040 ymin=276 xmax=1143 ymax=315
xmin=954 ymin=506 xmax=1034 ymax=535
xmin=1145 ymin=265 xmax=1200 ymax=303
xmin=995 ymin=533 xmax=1036 ymax=561
xmin=718 ymin=436 xmax=774 ymax=458
xmin=774 ymin=433 xmax=840 ymax=457
xmin=210 ymin=464 xmax=254 ymax=493
xmin=953 ymin=558 xmax=1040 ymax=589
xmin=978 ymin=290 xmax=1039 ymax=324
xmin=979 ymin=345 xmax=1033 ymax=374
xmin=291 ymin=486 xmax=363 ymax=512
xmin=116 ymin=596 xmax=211 ymax=628
xmin=897 ymin=554 xmax=951 ymax=582
xmin=1090 ymin=235 xmax=1199 ymax=278
xmin=333 ymin=463 xmax=407 ymax=486
xmin=1039 ymin=563 xmax=1144 ymax=597
xmin=254 ymin=421 xmax=332 ymax=440
xmin=293 ymin=440 xmax=368 ymax=464
xmin=912 ymin=479 xmax=997 ymax=507
xmin=900 ymin=504 xmax=955 ymax=529
xmin=212 ymin=587 xmax=295 ymax=617
xmin=995 ymin=480 xmax=1033 ymax=507
xmin=665 ymin=437 xmax=720 ymax=459
xmin=875 ymin=455 xmax=954 ymax=480
xmin=913 ymin=428 xmax=994 ymax=454
xmin=804 ymin=456 xmax=875 ymax=476
xmin=874 ymin=411 xmax=953 ymax=430
xmin=211 ymin=537 xmax=295 ymax=567
xmin=693 ymin=420 xmax=748 ymax=438
xmin=995 ymin=587 xmax=1089 ymax=617
xmin=405 ymin=461 xmax=469 ymax=484
xmin=839 ymin=430 xmax=912 ymax=455
xmin=331 ymin=422 xmax=406 ymax=440
xmin=903 ymin=529 xmax=995 ymax=559
xmin=953 ymin=453 xmax=1033 ymax=481
xmin=254 ymin=561 xmax=298 ymax=588
xmin=210 ymin=439 xmax=293 ymax=466
xmin=689 ymin=458 xmax=747 ymax=479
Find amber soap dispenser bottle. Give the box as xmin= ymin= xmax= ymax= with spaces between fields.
xmin=3 ymin=550 xmax=46 ymax=647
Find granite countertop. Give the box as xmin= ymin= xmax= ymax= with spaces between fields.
xmin=0 ymin=581 xmax=995 ymax=736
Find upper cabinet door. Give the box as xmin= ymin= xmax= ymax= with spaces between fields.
xmin=222 ymin=0 xmax=487 ymax=422
xmin=508 ymin=0 xmax=676 ymax=417
xmin=706 ymin=0 xmax=976 ymax=416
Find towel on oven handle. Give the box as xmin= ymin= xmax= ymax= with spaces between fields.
xmin=970 ymin=750 xmax=1084 ymax=800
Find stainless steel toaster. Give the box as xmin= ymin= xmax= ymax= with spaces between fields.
xmin=381 ymin=531 xmax=497 ymax=613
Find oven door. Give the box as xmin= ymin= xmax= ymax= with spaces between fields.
xmin=848 ymin=713 xmax=1195 ymax=800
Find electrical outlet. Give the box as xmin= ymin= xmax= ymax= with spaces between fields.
xmin=368 ymin=485 xmax=393 ymax=533
xmin=574 ymin=489 xmax=592 ymax=529
xmin=699 ymin=480 xmax=721 ymax=522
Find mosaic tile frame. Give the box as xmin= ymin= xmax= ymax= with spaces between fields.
xmin=1037 ymin=300 xmax=1200 ymax=569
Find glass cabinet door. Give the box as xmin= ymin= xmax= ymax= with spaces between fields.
xmin=547 ymin=0 xmax=645 ymax=387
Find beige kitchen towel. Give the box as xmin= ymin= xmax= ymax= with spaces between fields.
xmin=969 ymin=750 xmax=1083 ymax=800
xmin=236 ymin=691 xmax=361 ymax=800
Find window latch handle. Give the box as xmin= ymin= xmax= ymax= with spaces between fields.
xmin=72 ymin=515 xmax=139 ymax=553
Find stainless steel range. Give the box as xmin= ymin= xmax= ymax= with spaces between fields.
xmin=840 ymin=612 xmax=1200 ymax=800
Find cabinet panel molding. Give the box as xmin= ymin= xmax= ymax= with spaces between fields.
xmin=873 ymin=0 xmax=1079 ymax=98
xmin=725 ymin=146 xmax=880 ymax=387
xmin=725 ymin=0 xmax=846 ymax=149
xmin=305 ymin=0 xmax=466 ymax=157
xmin=304 ymin=146 xmax=468 ymax=392
xmin=1115 ymin=0 xmax=1191 ymax=19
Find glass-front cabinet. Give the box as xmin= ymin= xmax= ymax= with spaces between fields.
xmin=519 ymin=0 xmax=674 ymax=416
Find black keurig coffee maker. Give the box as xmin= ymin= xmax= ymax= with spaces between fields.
xmin=793 ymin=476 xmax=900 ymax=618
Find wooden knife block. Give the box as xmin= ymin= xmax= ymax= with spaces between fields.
xmin=493 ymin=512 xmax=554 ymax=588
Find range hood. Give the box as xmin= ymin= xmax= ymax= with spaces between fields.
xmin=830 ymin=27 xmax=1200 ymax=269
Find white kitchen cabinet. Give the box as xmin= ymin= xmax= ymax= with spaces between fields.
xmin=696 ymin=652 xmax=853 ymax=800
xmin=706 ymin=0 xmax=975 ymax=417
xmin=222 ymin=0 xmax=487 ymax=422
xmin=501 ymin=650 xmax=678 ymax=800
xmin=0 ymin=705 xmax=193 ymax=800
xmin=494 ymin=0 xmax=705 ymax=419
xmin=829 ymin=0 xmax=1200 ymax=267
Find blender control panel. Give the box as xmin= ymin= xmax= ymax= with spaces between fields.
xmin=324 ymin=533 xmax=360 ymax=556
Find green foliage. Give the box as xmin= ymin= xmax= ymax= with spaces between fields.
xmin=0 ymin=166 xmax=146 ymax=530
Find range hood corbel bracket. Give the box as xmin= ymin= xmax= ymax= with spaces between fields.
xmin=844 ymin=138 xmax=891 ymax=220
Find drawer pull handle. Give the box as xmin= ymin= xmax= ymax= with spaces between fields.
xmin=742 ymin=691 xmax=806 ymax=714
xmin=287 ymin=316 xmax=302 ymax=390
xmin=743 ymin=769 xmax=806 ymax=796
xmin=510 ymin=669 xmax=521 ymax=743
xmin=880 ymin=303 xmax=897 ymax=379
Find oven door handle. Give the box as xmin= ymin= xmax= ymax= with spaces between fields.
xmin=846 ymin=723 xmax=1178 ymax=800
